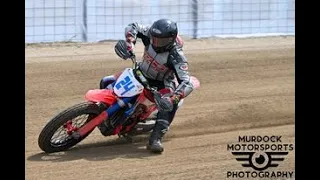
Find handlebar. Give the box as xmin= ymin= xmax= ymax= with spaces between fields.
xmin=129 ymin=53 xmax=158 ymax=94
xmin=129 ymin=52 xmax=137 ymax=70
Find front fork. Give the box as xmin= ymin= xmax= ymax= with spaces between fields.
xmin=77 ymin=97 xmax=135 ymax=137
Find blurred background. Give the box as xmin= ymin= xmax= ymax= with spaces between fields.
xmin=25 ymin=0 xmax=295 ymax=43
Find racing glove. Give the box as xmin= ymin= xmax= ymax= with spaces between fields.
xmin=154 ymin=93 xmax=181 ymax=112
xmin=114 ymin=39 xmax=134 ymax=60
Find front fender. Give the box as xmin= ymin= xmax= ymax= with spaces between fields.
xmin=84 ymin=89 xmax=117 ymax=105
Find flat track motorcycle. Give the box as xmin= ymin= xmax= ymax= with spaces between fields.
xmin=38 ymin=40 xmax=200 ymax=153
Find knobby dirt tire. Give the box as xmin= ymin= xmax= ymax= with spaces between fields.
xmin=38 ymin=102 xmax=101 ymax=153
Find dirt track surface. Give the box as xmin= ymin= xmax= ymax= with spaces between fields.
xmin=26 ymin=36 xmax=295 ymax=180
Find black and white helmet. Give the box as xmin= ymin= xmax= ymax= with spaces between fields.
xmin=149 ymin=19 xmax=178 ymax=53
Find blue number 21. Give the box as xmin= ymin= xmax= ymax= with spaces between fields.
xmin=115 ymin=76 xmax=135 ymax=95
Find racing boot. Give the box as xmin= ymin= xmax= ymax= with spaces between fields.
xmin=146 ymin=119 xmax=169 ymax=153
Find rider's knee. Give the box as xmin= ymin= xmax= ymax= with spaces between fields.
xmin=99 ymin=75 xmax=116 ymax=89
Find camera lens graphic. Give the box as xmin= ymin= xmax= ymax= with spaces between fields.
xmin=251 ymin=152 xmax=269 ymax=170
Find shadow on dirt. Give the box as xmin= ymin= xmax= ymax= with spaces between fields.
xmin=27 ymin=134 xmax=171 ymax=162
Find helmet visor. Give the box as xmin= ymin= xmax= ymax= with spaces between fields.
xmin=151 ymin=37 xmax=174 ymax=48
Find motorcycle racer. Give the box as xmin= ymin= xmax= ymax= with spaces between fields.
xmin=100 ymin=19 xmax=194 ymax=153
